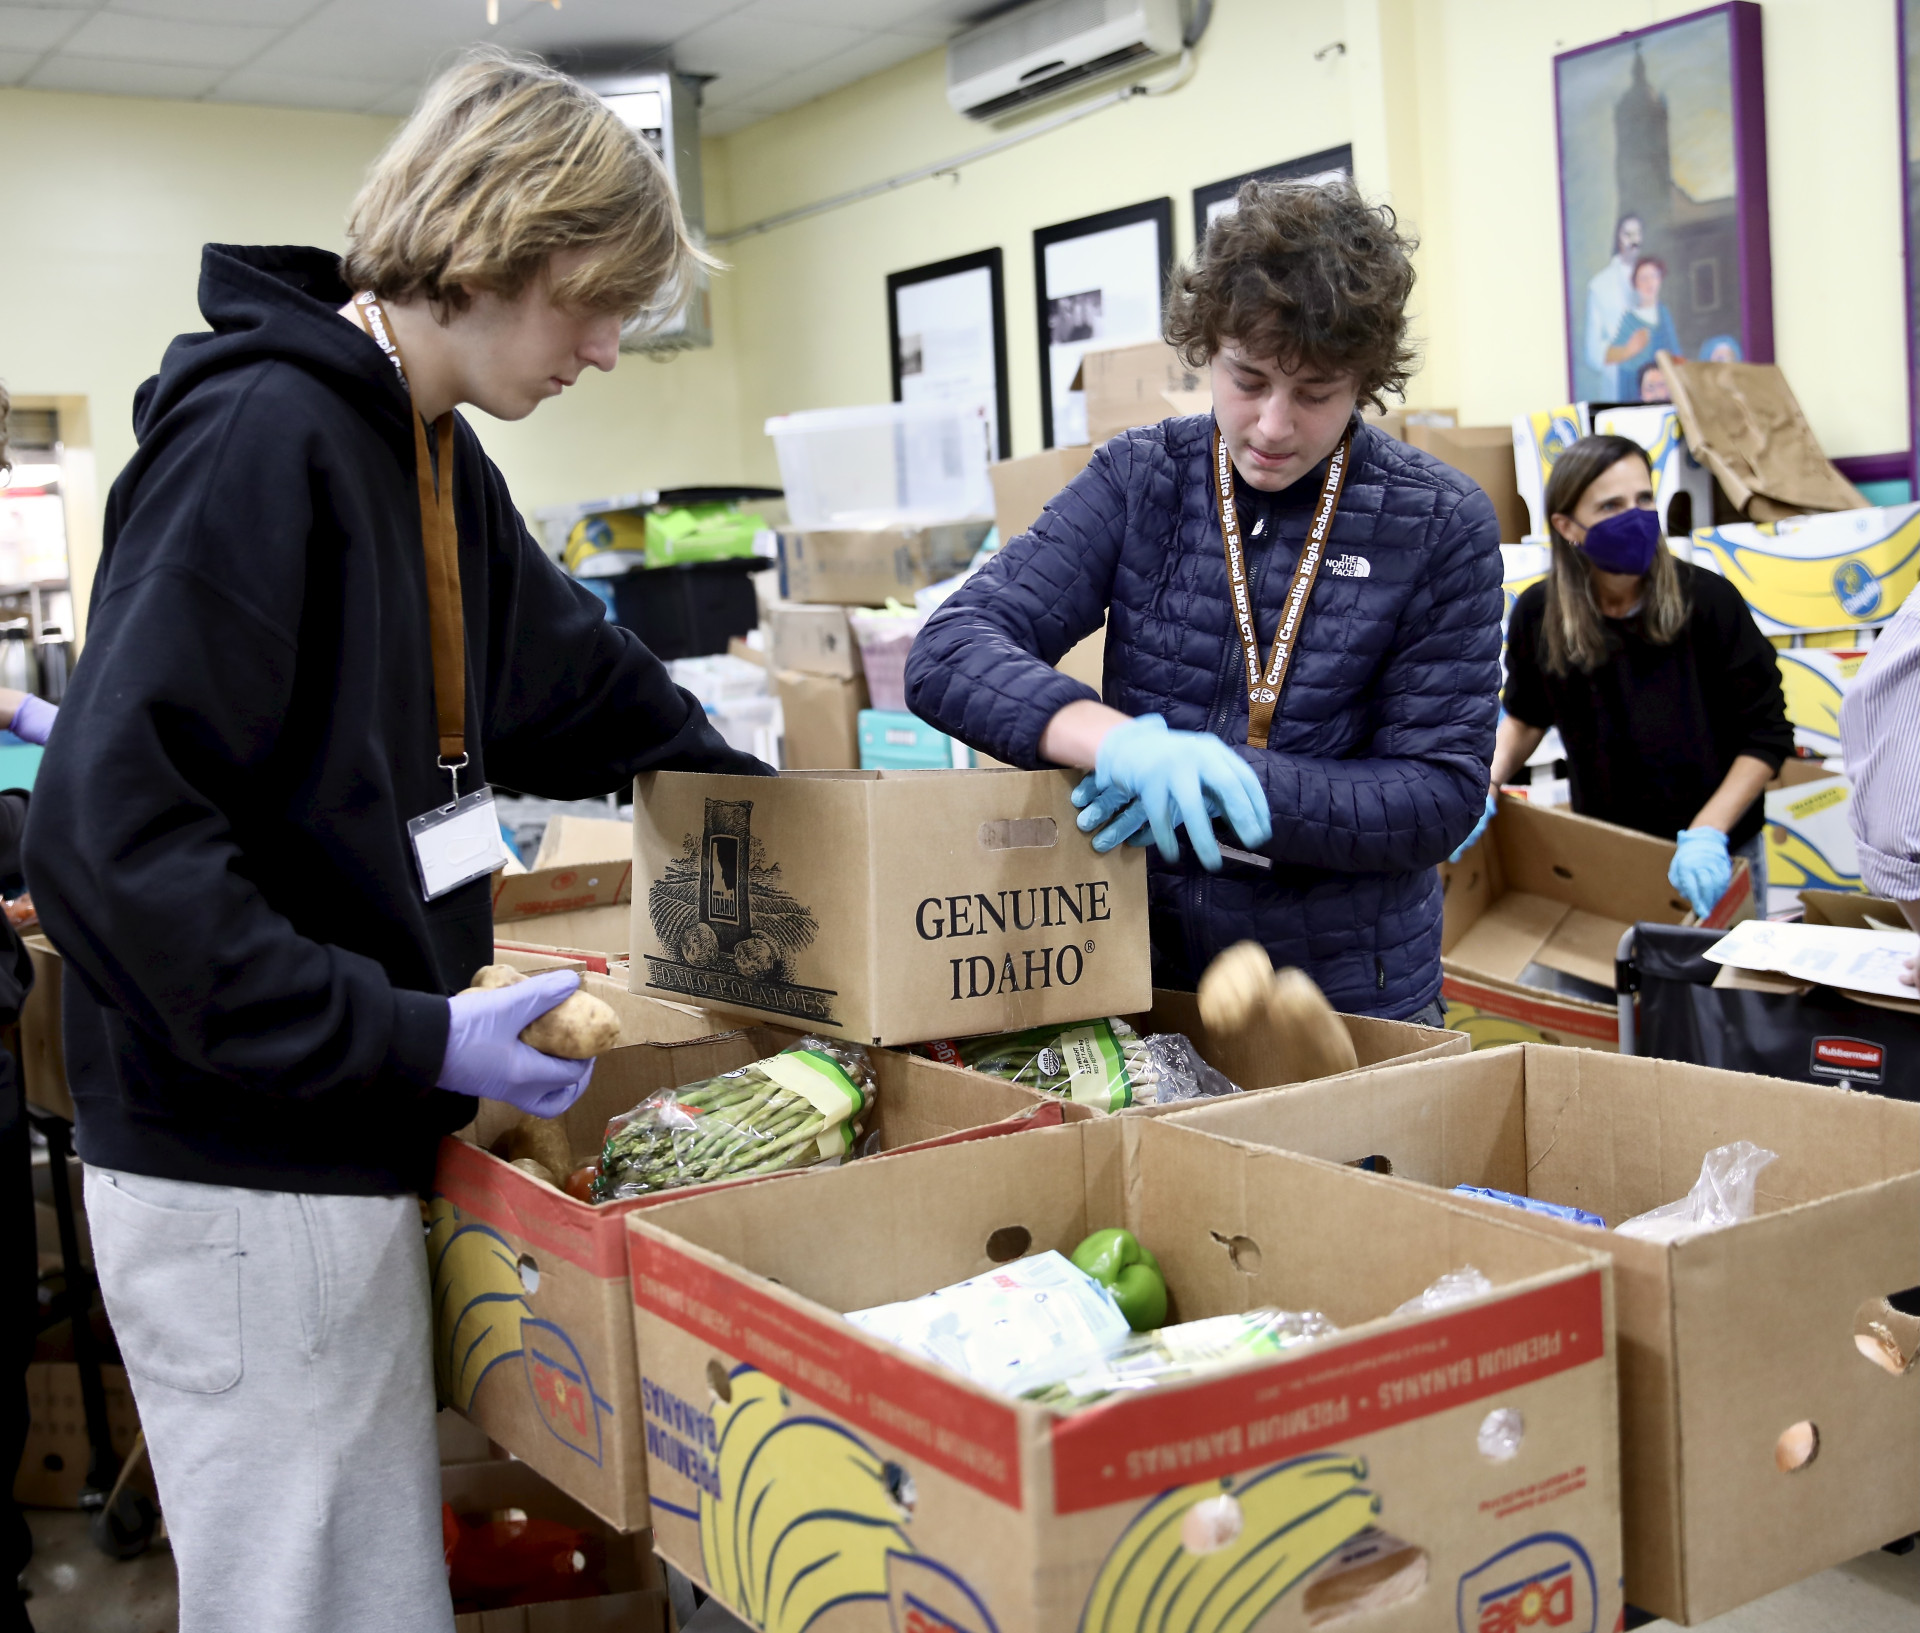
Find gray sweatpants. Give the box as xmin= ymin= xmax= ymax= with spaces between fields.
xmin=83 ymin=1167 xmax=454 ymax=1633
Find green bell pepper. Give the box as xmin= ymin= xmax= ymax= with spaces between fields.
xmin=1071 ymin=1228 xmax=1168 ymax=1332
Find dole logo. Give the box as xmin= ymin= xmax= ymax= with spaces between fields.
xmin=522 ymin=1318 xmax=612 ymax=1467
xmin=1457 ymin=1533 xmax=1595 ymax=1633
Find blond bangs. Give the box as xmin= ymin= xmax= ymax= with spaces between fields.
xmin=344 ymin=47 xmax=715 ymax=322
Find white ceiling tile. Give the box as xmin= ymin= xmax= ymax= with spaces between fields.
xmin=105 ymin=0 xmax=318 ymax=24
xmin=26 ymin=55 xmax=225 ymax=95
xmin=671 ymin=11 xmax=866 ymax=78
xmin=759 ymin=0 xmax=960 ymax=37
xmin=0 ymin=48 xmax=43 ymax=84
xmin=207 ymin=68 xmax=394 ymax=112
xmin=57 ymin=10 xmax=283 ymax=69
xmin=0 ymin=5 xmax=87 ymax=53
xmin=243 ymin=22 xmax=459 ymax=81
xmin=361 ymin=82 xmax=424 ymax=116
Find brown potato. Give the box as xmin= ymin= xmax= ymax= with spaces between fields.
xmin=1269 ymin=966 xmax=1358 ymax=1081
xmin=494 ymin=1116 xmax=574 ymax=1178
xmin=1197 ymin=941 xmax=1275 ymax=1036
xmin=521 ymin=991 xmax=623 ymax=1060
xmin=471 ymin=963 xmax=529 ymax=990
xmin=508 ymin=1157 xmax=560 ymax=1189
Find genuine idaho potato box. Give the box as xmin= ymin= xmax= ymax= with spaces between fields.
xmin=1166 ymin=1046 xmax=1920 ymax=1624
xmin=430 ymin=979 xmax=1081 ymax=1531
xmin=631 ymin=769 xmax=1150 ymax=1046
xmin=626 ymin=1117 xmax=1623 ymax=1633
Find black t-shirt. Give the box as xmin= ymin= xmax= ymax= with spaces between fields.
xmin=1503 ymin=561 xmax=1792 ymax=848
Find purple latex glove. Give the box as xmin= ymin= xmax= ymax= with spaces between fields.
xmin=438 ymin=969 xmax=596 ymax=1117
xmin=10 ymin=696 xmax=55 ymax=746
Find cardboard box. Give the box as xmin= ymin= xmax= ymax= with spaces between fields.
xmin=1775 ymin=646 xmax=1868 ymax=757
xmin=1513 ymin=405 xmax=1592 ymax=539
xmin=778 ymin=523 xmax=986 ymax=606
xmin=1405 ymin=423 xmax=1531 ymax=545
xmin=431 ymin=978 xmax=1081 ymax=1530
xmin=1071 ymin=341 xmax=1211 ymax=446
xmin=1691 ymin=503 xmax=1920 ymax=636
xmin=776 ymin=669 xmax=868 ymax=769
xmin=19 ymin=933 xmax=70 ymax=1119
xmin=441 ymin=1459 xmax=668 ymax=1632
xmin=1441 ymin=796 xmax=1752 ymax=1051
xmin=857 ymin=709 xmax=969 ymax=770
xmin=1364 ymin=405 xmax=1458 ymax=444
xmin=627 ymin=1115 xmax=1623 ymax=1633
xmin=494 ymin=860 xmax=633 ymax=961
xmin=532 ymin=817 xmax=633 ymax=873
xmin=1801 ymin=889 xmax=1910 ymax=931
xmin=987 ymin=445 xmax=1094 ymax=543
xmin=15 ymin=1362 xmax=144 ymax=1509
xmin=1166 ymin=1045 xmax=1920 ymax=1623
xmin=631 ymin=768 xmax=1150 ymax=1044
xmin=1765 ymin=773 xmax=1863 ymax=896
xmin=768 ymin=602 xmax=864 ymax=679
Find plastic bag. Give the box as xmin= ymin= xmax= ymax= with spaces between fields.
xmin=1614 ymin=1140 xmax=1778 ymax=1244
xmin=592 ymin=1037 xmax=874 ymax=1201
xmin=1025 ymin=1307 xmax=1338 ymax=1411
xmin=918 ymin=1020 xmax=1237 ymax=1110
xmin=846 ymin=1251 xmax=1129 ymax=1396
xmin=1393 ymin=1266 xmax=1493 ymax=1318
xmin=1453 ymin=1185 xmax=1605 ymax=1229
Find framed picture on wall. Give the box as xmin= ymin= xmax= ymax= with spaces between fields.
xmin=1033 ymin=198 xmax=1174 ymax=448
xmin=1191 ymin=144 xmax=1354 ymax=243
xmin=887 ymin=248 xmax=1011 ymax=461
xmin=1901 ymin=0 xmax=1920 ymax=494
xmin=1554 ymin=1 xmax=1771 ymax=405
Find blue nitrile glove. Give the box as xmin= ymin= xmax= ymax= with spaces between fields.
xmin=438 ymin=969 xmax=596 ymax=1116
xmin=1449 ymin=793 xmax=1498 ymax=864
xmin=10 ymin=695 xmax=55 ymax=746
xmin=1069 ymin=714 xmax=1271 ymax=871
xmin=1669 ymin=827 xmax=1732 ymax=919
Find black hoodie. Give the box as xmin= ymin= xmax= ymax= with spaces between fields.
xmin=23 ymin=245 xmax=769 ymax=1195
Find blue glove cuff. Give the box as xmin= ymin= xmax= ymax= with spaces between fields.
xmin=1676 ymin=827 xmax=1729 ymax=853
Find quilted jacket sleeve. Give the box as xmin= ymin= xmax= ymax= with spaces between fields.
xmin=905 ymin=443 xmax=1126 ymax=766
xmin=1244 ymin=481 xmax=1502 ymax=873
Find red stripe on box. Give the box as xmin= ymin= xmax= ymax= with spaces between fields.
xmin=1051 ymin=1271 xmax=1604 ymax=1514
xmin=629 ymin=1228 xmax=1025 ymax=1508
xmin=491 ymin=941 xmax=613 ymax=974
xmin=1440 ymin=975 xmax=1621 ymax=1041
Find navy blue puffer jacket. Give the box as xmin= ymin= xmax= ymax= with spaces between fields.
xmin=905 ymin=414 xmax=1502 ymax=1018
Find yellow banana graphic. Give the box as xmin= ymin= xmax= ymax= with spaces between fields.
xmin=1079 ymin=1454 xmax=1378 ymax=1633
xmin=1692 ymin=512 xmax=1920 ymax=631
xmin=702 ymin=1368 xmax=788 ymax=1611
xmin=1766 ymin=824 xmax=1863 ymax=892
xmin=1775 ymin=650 xmax=1850 ymax=743
xmin=1437 ymin=1000 xmax=1553 ymax=1050
xmin=426 ymin=1197 xmax=529 ymax=1410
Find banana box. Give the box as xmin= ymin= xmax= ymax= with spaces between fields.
xmin=1764 ymin=774 xmax=1863 ymax=899
xmin=430 ymin=977 xmax=1080 ymax=1531
xmin=1774 ymin=646 xmax=1869 ymax=757
xmin=1440 ymin=796 xmax=1752 ymax=1052
xmin=631 ymin=768 xmax=1151 ymax=1047
xmin=1167 ymin=1046 xmax=1920 ymax=1624
xmin=1512 ymin=404 xmax=1590 ymax=537
xmin=626 ymin=1116 xmax=1623 ymax=1633
xmin=1690 ymin=504 xmax=1920 ymax=636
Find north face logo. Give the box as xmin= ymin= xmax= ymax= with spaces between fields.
xmin=1328 ymin=554 xmax=1371 ymax=578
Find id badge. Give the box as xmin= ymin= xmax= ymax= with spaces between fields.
xmin=408 ymin=788 xmax=510 ymax=901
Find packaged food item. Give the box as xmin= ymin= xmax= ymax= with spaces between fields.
xmin=1392 ymin=1266 xmax=1493 ymax=1318
xmin=1453 ymin=1186 xmax=1605 ymax=1229
xmin=918 ymin=1018 xmax=1237 ymax=1109
xmin=1614 ymin=1140 xmax=1778 ymax=1243
xmin=1026 ymin=1307 xmax=1339 ymax=1411
xmin=1069 ymin=1228 xmax=1168 ymax=1331
xmin=592 ymin=1038 xmax=875 ymax=1200
xmin=845 ymin=1250 xmax=1130 ymax=1396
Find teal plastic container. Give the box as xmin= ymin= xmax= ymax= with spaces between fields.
xmin=857 ymin=710 xmax=971 ymax=770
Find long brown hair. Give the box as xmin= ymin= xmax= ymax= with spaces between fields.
xmin=1540 ymin=434 xmax=1689 ymax=675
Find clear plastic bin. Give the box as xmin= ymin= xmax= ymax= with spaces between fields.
xmin=846 ymin=609 xmax=927 ymax=713
xmin=764 ymin=402 xmax=994 ymax=530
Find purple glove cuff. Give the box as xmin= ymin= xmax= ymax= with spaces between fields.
xmin=11 ymin=695 xmax=55 ymax=746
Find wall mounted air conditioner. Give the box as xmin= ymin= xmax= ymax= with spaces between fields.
xmin=587 ymin=70 xmax=712 ymax=353
xmin=947 ymin=0 xmax=1183 ymax=122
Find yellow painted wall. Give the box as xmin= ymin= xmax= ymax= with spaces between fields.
xmin=0 ymin=86 xmax=747 ymax=633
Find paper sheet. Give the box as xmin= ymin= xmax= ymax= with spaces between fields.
xmin=1703 ymin=919 xmax=1920 ymax=1000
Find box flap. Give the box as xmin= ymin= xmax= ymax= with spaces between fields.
xmin=1448 ymin=891 xmax=1570 ymax=983
xmin=1535 ymin=908 xmax=1629 ymax=989
xmin=495 ymin=861 xmax=632 ymax=923
xmin=532 ymin=817 xmax=634 ymax=872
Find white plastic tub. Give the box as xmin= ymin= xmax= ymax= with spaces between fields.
xmin=764 ymin=401 xmax=993 ymax=530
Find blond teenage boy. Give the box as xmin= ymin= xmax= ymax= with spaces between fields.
xmin=23 ymin=52 xmax=769 ymax=1633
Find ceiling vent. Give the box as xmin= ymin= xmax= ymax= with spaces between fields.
xmin=947 ymin=0 xmax=1183 ymax=122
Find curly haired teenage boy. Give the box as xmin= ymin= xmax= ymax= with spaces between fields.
xmin=908 ymin=181 xmax=1501 ymax=1020
xmin=23 ymin=52 xmax=768 ymax=1633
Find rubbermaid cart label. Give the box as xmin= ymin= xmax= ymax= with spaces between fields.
xmin=1050 ymin=1271 xmax=1604 ymax=1513
xmin=1810 ymin=1035 xmax=1886 ymax=1086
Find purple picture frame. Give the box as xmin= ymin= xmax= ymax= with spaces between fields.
xmin=1553 ymin=2 xmax=1771 ymax=404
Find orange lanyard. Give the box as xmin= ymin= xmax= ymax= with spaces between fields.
xmin=1213 ymin=426 xmax=1351 ymax=749
xmin=352 ymin=292 xmax=467 ymax=791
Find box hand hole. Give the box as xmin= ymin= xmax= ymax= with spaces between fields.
xmin=1181 ymin=1493 xmax=1243 ymax=1554
xmin=985 ymin=1225 xmax=1031 ymax=1262
xmin=515 ymin=1253 xmax=540 ymax=1296
xmin=1210 ymin=1231 xmax=1262 ymax=1274
xmin=979 ymin=818 xmax=1057 ymax=851
xmin=706 ymin=1359 xmax=733 ymax=1404
xmin=1775 ymin=1420 xmax=1819 ymax=1473
xmin=1477 ymin=1407 xmax=1524 ymax=1461
xmin=1551 ymin=864 xmax=1574 ymax=880
xmin=1853 ymin=1297 xmax=1920 ymax=1375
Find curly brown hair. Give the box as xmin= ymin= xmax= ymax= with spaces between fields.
xmin=1165 ymin=181 xmax=1419 ymax=411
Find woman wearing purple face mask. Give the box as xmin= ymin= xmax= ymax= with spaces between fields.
xmin=1455 ymin=435 xmax=1791 ymax=921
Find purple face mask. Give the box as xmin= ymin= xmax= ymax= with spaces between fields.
xmin=1578 ymin=505 xmax=1660 ymax=575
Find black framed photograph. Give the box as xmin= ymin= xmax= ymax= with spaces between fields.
xmin=1191 ymin=144 xmax=1355 ymax=242
xmin=887 ymin=248 xmax=1011 ymax=461
xmin=1033 ymin=198 xmax=1174 ymax=448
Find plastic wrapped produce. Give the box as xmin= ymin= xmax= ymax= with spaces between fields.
xmin=1025 ymin=1308 xmax=1339 ymax=1411
xmin=1392 ymin=1266 xmax=1493 ymax=1317
xmin=592 ymin=1038 xmax=875 ymax=1201
xmin=1614 ymin=1140 xmax=1778 ymax=1243
xmin=918 ymin=1018 xmax=1238 ymax=1110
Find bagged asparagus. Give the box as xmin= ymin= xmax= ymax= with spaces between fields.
xmin=917 ymin=1017 xmax=1236 ymax=1111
